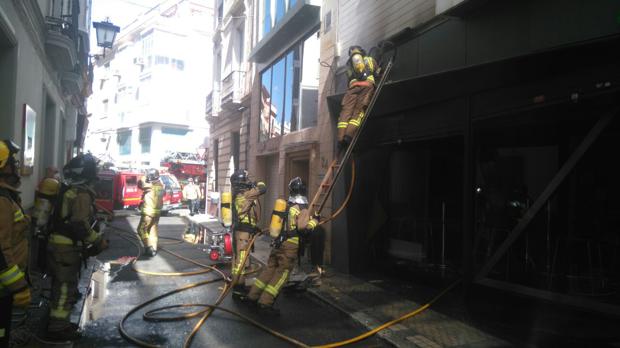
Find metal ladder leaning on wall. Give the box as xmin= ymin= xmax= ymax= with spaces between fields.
xmin=309 ymin=58 xmax=394 ymax=217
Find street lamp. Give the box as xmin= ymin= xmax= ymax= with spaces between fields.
xmin=93 ymin=19 xmax=120 ymax=57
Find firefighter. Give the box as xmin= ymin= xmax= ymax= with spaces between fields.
xmin=46 ymin=153 xmax=108 ymax=341
xmin=0 ymin=140 xmax=31 ymax=347
xmin=137 ymin=169 xmax=164 ymax=257
xmin=242 ymin=177 xmax=318 ymax=315
xmin=337 ymin=45 xmax=379 ymax=153
xmin=230 ymin=169 xmax=266 ymax=297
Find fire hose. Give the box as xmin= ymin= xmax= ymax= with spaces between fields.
xmin=105 ymin=222 xmax=460 ymax=348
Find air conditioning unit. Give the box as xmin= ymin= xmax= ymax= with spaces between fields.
xmin=133 ymin=57 xmax=144 ymax=65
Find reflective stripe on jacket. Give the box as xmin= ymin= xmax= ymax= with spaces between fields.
xmin=287 ymin=202 xmax=318 ymax=244
xmin=0 ymin=182 xmax=29 ymax=295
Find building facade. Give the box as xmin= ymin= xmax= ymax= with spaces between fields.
xmin=0 ymin=0 xmax=92 ymax=208
xmin=321 ymin=0 xmax=620 ymax=318
xmin=86 ymin=0 xmax=213 ymax=170
xmin=206 ymin=0 xmax=255 ymax=194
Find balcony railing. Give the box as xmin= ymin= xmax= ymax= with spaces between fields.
xmin=220 ymin=70 xmax=246 ymax=108
xmin=206 ymin=88 xmax=221 ymax=117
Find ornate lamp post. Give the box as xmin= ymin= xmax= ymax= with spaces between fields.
xmin=92 ymin=19 xmax=120 ymax=57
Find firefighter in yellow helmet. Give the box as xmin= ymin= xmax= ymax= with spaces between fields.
xmin=229 ymin=169 xmax=266 ymax=298
xmin=240 ymin=177 xmax=318 ymax=315
xmin=337 ymin=45 xmax=379 ymax=153
xmin=0 ymin=140 xmax=31 ymax=347
xmin=137 ymin=169 xmax=164 ymax=257
xmin=45 ymin=153 xmax=108 ymax=341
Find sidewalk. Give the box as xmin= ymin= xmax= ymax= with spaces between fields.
xmin=193 ymin=214 xmax=510 ymax=348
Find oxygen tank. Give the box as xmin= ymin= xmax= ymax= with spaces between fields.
xmin=32 ymin=178 xmax=60 ymax=228
xmin=221 ymin=191 xmax=232 ymax=227
xmin=269 ymin=198 xmax=287 ymax=238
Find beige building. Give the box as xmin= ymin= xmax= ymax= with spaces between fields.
xmin=0 ymin=0 xmax=92 ymax=207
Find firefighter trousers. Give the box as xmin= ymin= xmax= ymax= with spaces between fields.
xmin=337 ymin=84 xmax=375 ymax=142
xmin=248 ymin=240 xmax=297 ymax=306
xmin=138 ymin=214 xmax=160 ymax=250
xmin=232 ymin=230 xmax=251 ymax=285
xmin=47 ymin=243 xmax=81 ymax=332
xmin=0 ymin=295 xmax=12 ymax=347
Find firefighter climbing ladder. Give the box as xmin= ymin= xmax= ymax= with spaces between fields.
xmin=309 ymin=58 xmax=394 ymax=216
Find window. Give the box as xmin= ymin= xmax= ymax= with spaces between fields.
xmin=118 ymin=130 xmax=132 ymax=155
xmin=259 ymin=31 xmax=319 ymax=141
xmin=263 ymin=0 xmax=272 ymax=37
xmin=139 ymin=127 xmax=151 ymax=153
xmin=231 ymin=132 xmax=240 ymax=171
xmin=155 ymin=56 xmax=170 ymax=65
xmin=275 ymin=0 xmax=286 ymax=23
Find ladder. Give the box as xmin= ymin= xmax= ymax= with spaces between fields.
xmin=309 ymin=58 xmax=394 ymax=216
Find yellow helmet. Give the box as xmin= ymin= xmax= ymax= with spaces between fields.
xmin=0 ymin=140 xmax=20 ymax=169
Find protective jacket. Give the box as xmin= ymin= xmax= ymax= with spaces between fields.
xmin=140 ymin=180 xmax=164 ymax=217
xmin=233 ymin=182 xmax=266 ymax=232
xmin=284 ymin=195 xmax=318 ymax=245
xmin=0 ymin=183 xmax=29 ymax=297
xmin=49 ymin=184 xmax=102 ymax=247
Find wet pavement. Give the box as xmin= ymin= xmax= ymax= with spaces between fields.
xmin=77 ymin=214 xmax=390 ymax=347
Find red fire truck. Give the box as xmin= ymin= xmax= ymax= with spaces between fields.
xmin=160 ymin=151 xmax=206 ymax=183
xmin=95 ymin=168 xmax=183 ymax=213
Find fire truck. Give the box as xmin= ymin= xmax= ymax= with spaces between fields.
xmin=95 ymin=168 xmax=183 ymax=213
xmin=160 ymin=151 xmax=206 ymax=183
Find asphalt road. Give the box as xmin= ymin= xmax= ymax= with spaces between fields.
xmin=77 ymin=215 xmax=390 ymax=348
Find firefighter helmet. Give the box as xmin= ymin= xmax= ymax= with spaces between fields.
xmin=288 ymin=177 xmax=306 ymax=196
xmin=145 ymin=168 xmax=160 ymax=183
xmin=348 ymin=45 xmax=366 ymax=57
xmin=230 ymin=169 xmax=249 ymax=187
xmin=63 ymin=153 xmax=99 ymax=183
xmin=0 ymin=140 xmax=20 ymax=170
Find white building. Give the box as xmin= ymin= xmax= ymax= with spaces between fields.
xmin=85 ymin=0 xmax=213 ymax=169
xmin=0 ymin=0 xmax=92 ymax=208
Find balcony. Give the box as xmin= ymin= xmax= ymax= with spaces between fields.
xmin=45 ymin=16 xmax=78 ymax=72
xmin=61 ymin=71 xmax=83 ymax=96
xmin=205 ymin=88 xmax=221 ymax=118
xmin=220 ymin=70 xmax=246 ymax=109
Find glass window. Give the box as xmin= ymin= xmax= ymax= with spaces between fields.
xmin=271 ymin=57 xmax=285 ymax=137
xmin=259 ymin=69 xmax=273 ymax=142
xmin=283 ymin=51 xmax=295 ymax=133
xmin=118 ymin=131 xmax=132 ymax=155
xmin=139 ymin=127 xmax=151 ymax=154
xmin=258 ymin=30 xmax=319 ymax=141
xmin=275 ymin=0 xmax=286 ymax=24
xmin=263 ymin=0 xmax=272 ymax=37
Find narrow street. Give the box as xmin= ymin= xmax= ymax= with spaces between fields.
xmin=78 ymin=214 xmax=389 ymax=347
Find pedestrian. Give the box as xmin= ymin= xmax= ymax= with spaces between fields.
xmin=337 ymin=45 xmax=379 ymax=153
xmin=46 ymin=153 xmax=108 ymax=341
xmin=182 ymin=177 xmax=201 ymax=216
xmin=229 ymin=169 xmax=266 ymax=297
xmin=239 ymin=177 xmax=318 ymax=315
xmin=137 ymin=169 xmax=164 ymax=257
xmin=0 ymin=140 xmax=32 ymax=348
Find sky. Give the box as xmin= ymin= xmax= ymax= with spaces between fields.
xmin=90 ymin=0 xmax=163 ymax=52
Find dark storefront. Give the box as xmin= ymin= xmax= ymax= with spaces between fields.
xmin=328 ymin=0 xmax=620 ymax=338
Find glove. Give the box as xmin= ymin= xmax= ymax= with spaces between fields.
xmin=13 ymin=287 xmax=31 ymax=307
xmin=270 ymin=234 xmax=286 ymax=249
xmin=313 ymin=213 xmax=321 ymax=222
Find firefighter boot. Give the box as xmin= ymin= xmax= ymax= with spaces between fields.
xmin=231 ymin=284 xmax=248 ymax=299
xmin=257 ymin=303 xmax=280 ymax=317
xmin=145 ymin=246 xmax=157 ymax=257
xmin=45 ymin=323 xmax=82 ymax=342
